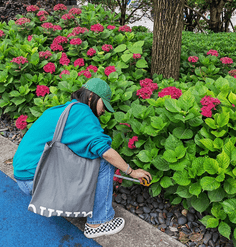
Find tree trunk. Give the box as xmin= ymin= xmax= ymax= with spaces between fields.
xmin=209 ymin=0 xmax=226 ymax=32
xmin=151 ymin=0 xmax=184 ymax=80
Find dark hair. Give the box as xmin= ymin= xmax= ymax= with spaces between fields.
xmin=71 ymin=87 xmax=100 ymax=117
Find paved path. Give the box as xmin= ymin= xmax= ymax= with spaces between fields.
xmin=0 ymin=135 xmax=184 ymax=247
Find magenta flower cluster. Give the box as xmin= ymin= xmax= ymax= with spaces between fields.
xmin=36 ymin=85 xmax=50 ymax=97
xmin=107 ymin=25 xmax=116 ymax=30
xmin=207 ymin=49 xmax=218 ymax=57
xmin=59 ymin=70 xmax=70 ymax=78
xmin=136 ymin=78 xmax=158 ymax=99
xmin=200 ymin=95 xmax=221 ymax=118
xmin=228 ymin=69 xmax=236 ymax=78
xmin=26 ymin=5 xmax=39 ymax=12
xmin=70 ymin=38 xmax=82 ymax=45
xmin=158 ymin=87 xmax=182 ymax=99
xmin=90 ymin=23 xmax=104 ymax=33
xmin=69 ymin=8 xmax=82 ymax=15
xmin=43 ymin=62 xmax=56 ymax=74
xmin=74 ymin=58 xmax=84 ymax=67
xmin=15 ymin=18 xmax=31 ymax=25
xmin=11 ymin=56 xmax=28 ymax=65
xmin=188 ymin=56 xmax=199 ymax=63
xmin=37 ymin=10 xmax=49 ymax=16
xmin=59 ymin=53 xmax=70 ymax=66
xmin=87 ymin=65 xmax=98 ymax=72
xmin=50 ymin=36 xmax=68 ymax=51
xmin=0 ymin=30 xmax=5 ymax=37
xmin=41 ymin=22 xmax=62 ymax=31
xmin=104 ymin=66 xmax=116 ymax=76
xmin=39 ymin=51 xmax=52 ymax=59
xmin=102 ymin=44 xmax=113 ymax=52
xmin=78 ymin=70 xmax=92 ymax=78
xmin=128 ymin=136 xmax=138 ymax=149
xmin=118 ymin=25 xmax=132 ymax=32
xmin=67 ymin=27 xmax=89 ymax=37
xmin=53 ymin=4 xmax=67 ymax=11
xmin=16 ymin=115 xmax=28 ymax=130
xmin=133 ymin=54 xmax=141 ymax=59
xmin=220 ymin=57 xmax=233 ymax=65
xmin=61 ymin=13 xmax=75 ymax=20
xmin=87 ymin=48 xmax=96 ymax=57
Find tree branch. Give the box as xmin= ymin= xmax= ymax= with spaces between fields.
xmin=184 ymin=3 xmax=210 ymax=23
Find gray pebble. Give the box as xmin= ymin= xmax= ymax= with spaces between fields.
xmin=150 ymin=212 xmax=158 ymax=218
xmin=121 ymin=193 xmax=127 ymax=200
xmin=158 ymin=203 xmax=164 ymax=210
xmin=177 ymin=215 xmax=187 ymax=225
xmin=203 ymin=233 xmax=212 ymax=244
xmin=152 ymin=201 xmax=158 ymax=208
xmin=187 ymin=212 xmax=195 ymax=222
xmin=213 ymin=232 xmax=219 ymax=242
xmin=143 ymin=206 xmax=151 ymax=214
xmin=137 ymin=194 xmax=144 ymax=203
xmin=136 ymin=208 xmax=143 ymax=214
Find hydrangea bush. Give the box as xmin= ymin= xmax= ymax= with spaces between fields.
xmin=1 ymin=3 xmax=236 ymax=242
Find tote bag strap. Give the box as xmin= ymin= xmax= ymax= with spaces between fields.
xmin=52 ymin=101 xmax=79 ymax=143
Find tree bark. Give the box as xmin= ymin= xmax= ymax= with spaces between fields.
xmin=151 ymin=0 xmax=184 ymax=80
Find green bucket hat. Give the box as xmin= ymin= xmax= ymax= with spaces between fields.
xmin=82 ymin=78 xmax=114 ymax=113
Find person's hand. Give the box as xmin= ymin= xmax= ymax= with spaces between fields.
xmin=130 ymin=169 xmax=152 ymax=184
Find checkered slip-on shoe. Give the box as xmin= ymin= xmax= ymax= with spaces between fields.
xmin=84 ymin=217 xmax=125 ymax=238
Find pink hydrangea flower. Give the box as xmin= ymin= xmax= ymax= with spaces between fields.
xmin=40 ymin=16 xmax=47 ymax=22
xmin=69 ymin=8 xmax=82 ymax=15
xmin=220 ymin=57 xmax=233 ymax=65
xmin=11 ymin=56 xmax=28 ymax=65
xmin=139 ymin=78 xmax=158 ymax=92
xmin=113 ymin=169 xmax=123 ymax=183
xmin=232 ymin=104 xmax=235 ymax=107
xmin=200 ymin=95 xmax=221 ymax=117
xmin=15 ymin=18 xmax=31 ymax=25
xmin=119 ymin=123 xmax=131 ymax=128
xmin=53 ymin=4 xmax=67 ymax=11
xmin=102 ymin=44 xmax=113 ymax=52
xmin=207 ymin=49 xmax=218 ymax=57
xmin=158 ymin=87 xmax=182 ymax=99
xmin=61 ymin=13 xmax=75 ymax=20
xmin=0 ymin=30 xmax=5 ymax=37
xmin=104 ymin=66 xmax=116 ymax=76
xmin=78 ymin=70 xmax=92 ymax=78
xmin=90 ymin=23 xmax=104 ymax=33
xmin=188 ymin=56 xmax=199 ymax=63
xmin=70 ymin=38 xmax=82 ymax=45
xmin=15 ymin=115 xmax=28 ymax=130
xmin=136 ymin=87 xmax=153 ymax=99
xmin=41 ymin=22 xmax=54 ymax=29
xmin=26 ymin=5 xmax=39 ymax=12
xmin=39 ymin=51 xmax=52 ymax=59
xmin=36 ymin=85 xmax=50 ymax=97
xmin=27 ymin=35 xmax=33 ymax=41
xmin=74 ymin=58 xmax=84 ymax=67
xmin=59 ymin=53 xmax=70 ymax=66
xmin=37 ymin=10 xmax=49 ymax=16
xmin=228 ymin=69 xmax=236 ymax=77
xmin=67 ymin=27 xmax=89 ymax=37
xmin=87 ymin=48 xmax=96 ymax=57
xmin=53 ymin=36 xmax=68 ymax=44
xmin=107 ymin=25 xmax=116 ymax=30
xmin=86 ymin=65 xmax=98 ymax=73
xmin=43 ymin=62 xmax=56 ymax=74
xmin=53 ymin=25 xmax=62 ymax=31
xmin=118 ymin=25 xmax=132 ymax=32
xmin=59 ymin=70 xmax=70 ymax=78
xmin=133 ymin=54 xmax=141 ymax=59
xmin=50 ymin=43 xmax=63 ymax=51
xmin=128 ymin=136 xmax=138 ymax=149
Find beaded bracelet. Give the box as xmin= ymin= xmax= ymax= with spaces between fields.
xmin=128 ymin=169 xmax=133 ymax=176
xmin=124 ymin=164 xmax=130 ymax=175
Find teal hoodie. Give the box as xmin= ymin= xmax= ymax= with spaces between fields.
xmin=13 ymin=100 xmax=112 ymax=180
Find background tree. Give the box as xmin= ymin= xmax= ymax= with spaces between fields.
xmin=151 ymin=0 xmax=184 ymax=80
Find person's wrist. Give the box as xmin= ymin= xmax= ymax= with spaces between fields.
xmin=128 ymin=168 xmax=133 ymax=176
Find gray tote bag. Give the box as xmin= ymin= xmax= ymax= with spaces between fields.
xmin=28 ymin=102 xmax=100 ymax=218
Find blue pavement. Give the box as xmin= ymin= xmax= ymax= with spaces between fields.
xmin=0 ymin=171 xmax=101 ymax=247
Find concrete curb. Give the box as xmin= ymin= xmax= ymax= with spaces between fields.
xmin=0 ymin=135 xmax=185 ymax=247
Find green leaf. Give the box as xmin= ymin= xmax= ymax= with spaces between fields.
xmin=150 ymin=183 xmax=162 ymax=197
xmin=228 ymin=91 xmax=236 ymax=105
xmin=152 ymin=155 xmax=170 ymax=171
xmin=205 ymin=118 xmax=217 ymax=129
xmin=137 ymin=150 xmax=152 ymax=163
xmin=218 ymin=222 xmax=231 ymax=240
xmin=165 ymin=134 xmax=183 ymax=151
xmin=213 ymin=138 xmax=224 ymax=149
xmin=173 ymin=127 xmax=193 ymax=139
xmin=216 ymin=151 xmax=230 ymax=170
xmin=211 ymin=130 xmax=226 ymax=138
xmin=211 ymin=202 xmax=227 ymax=220
xmin=171 ymin=196 xmax=182 ymax=204
xmin=199 ymin=215 xmax=212 ymax=226
xmin=175 ymin=145 xmax=186 ymax=159
xmin=30 ymin=52 xmax=39 ymax=65
xmin=163 ymin=150 xmax=177 ymax=163
xmin=9 ymin=90 xmax=20 ymax=97
xmin=29 ymin=107 xmax=42 ymax=117
xmin=224 ymin=178 xmax=236 ymax=194
xmin=136 ymin=59 xmax=148 ymax=68
xmin=191 ymin=193 xmax=210 ymax=213
xmin=208 ymin=187 xmax=226 ymax=202
xmin=204 ymin=158 xmax=219 ymax=175
xmin=121 ymin=91 xmax=133 ymax=101
xmin=121 ymin=53 xmax=133 ymax=63
xmin=178 ymin=90 xmax=195 ymax=111
xmin=176 ymin=185 xmax=192 ymax=198
xmin=200 ymin=176 xmax=220 ymax=191
xmin=200 ymin=139 xmax=215 ymax=152
xmin=164 ymin=98 xmax=181 ymax=113
xmin=160 ymin=176 xmax=173 ymax=188
xmin=11 ymin=97 xmax=26 ymax=106
xmin=189 ymin=181 xmax=202 ymax=196
xmin=114 ymin=44 xmax=126 ymax=53
xmin=172 ymin=170 xmax=191 ymax=186
xmin=192 ymin=157 xmax=205 ymax=176
xmin=217 ymin=112 xmax=229 ymax=127
xmin=206 ymin=218 xmax=219 ymax=228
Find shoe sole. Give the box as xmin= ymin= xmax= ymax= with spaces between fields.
xmin=84 ymin=220 xmax=125 ymax=238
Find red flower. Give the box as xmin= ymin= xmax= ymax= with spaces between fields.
xmin=107 ymin=25 xmax=116 ymax=30
xmin=158 ymin=87 xmax=182 ymax=99
xmin=59 ymin=53 xmax=70 ymax=66
xmin=70 ymin=38 xmax=82 ymax=45
xmin=78 ymin=70 xmax=92 ymax=78
xmin=39 ymin=51 xmax=52 ymax=59
xmin=87 ymin=48 xmax=96 ymax=56
xmin=102 ymin=44 xmax=113 ymax=52
xmin=113 ymin=169 xmax=123 ymax=183
xmin=54 ymin=4 xmax=67 ymax=11
xmin=26 ymin=5 xmax=39 ymax=12
xmin=207 ymin=49 xmax=218 ymax=57
xmin=188 ymin=56 xmax=199 ymax=63
xmin=133 ymin=53 xmax=141 ymax=59
xmin=50 ymin=43 xmax=63 ymax=51
xmin=15 ymin=115 xmax=28 ymax=130
xmin=59 ymin=70 xmax=70 ymax=78
xmin=15 ymin=18 xmax=31 ymax=25
xmin=53 ymin=25 xmax=62 ymax=31
xmin=220 ymin=57 xmax=233 ymax=65
xmin=36 ymin=85 xmax=50 ymax=97
xmin=61 ymin=13 xmax=75 ymax=20
xmin=118 ymin=25 xmax=132 ymax=32
xmin=41 ymin=22 xmax=54 ymax=29
xmin=119 ymin=123 xmax=131 ymax=128
xmin=136 ymin=87 xmax=153 ymax=99
xmin=90 ymin=23 xmax=104 ymax=33
xmin=104 ymin=66 xmax=116 ymax=76
xmin=0 ymin=30 xmax=5 ymax=37
xmin=86 ymin=65 xmax=98 ymax=73
xmin=128 ymin=136 xmax=138 ymax=149
xmin=53 ymin=36 xmax=68 ymax=44
xmin=28 ymin=35 xmax=33 ymax=41
xmin=67 ymin=27 xmax=89 ymax=37
xmin=11 ymin=56 xmax=28 ymax=65
xmin=69 ymin=8 xmax=82 ymax=15
xmin=37 ymin=10 xmax=49 ymax=16
xmin=228 ymin=69 xmax=236 ymax=77
xmin=200 ymin=95 xmax=221 ymax=117
xmin=43 ymin=62 xmax=56 ymax=74
xmin=40 ymin=16 xmax=47 ymax=22
xmin=74 ymin=58 xmax=84 ymax=67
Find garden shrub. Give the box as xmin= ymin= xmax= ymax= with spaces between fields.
xmin=1 ymin=2 xmax=236 ymax=242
